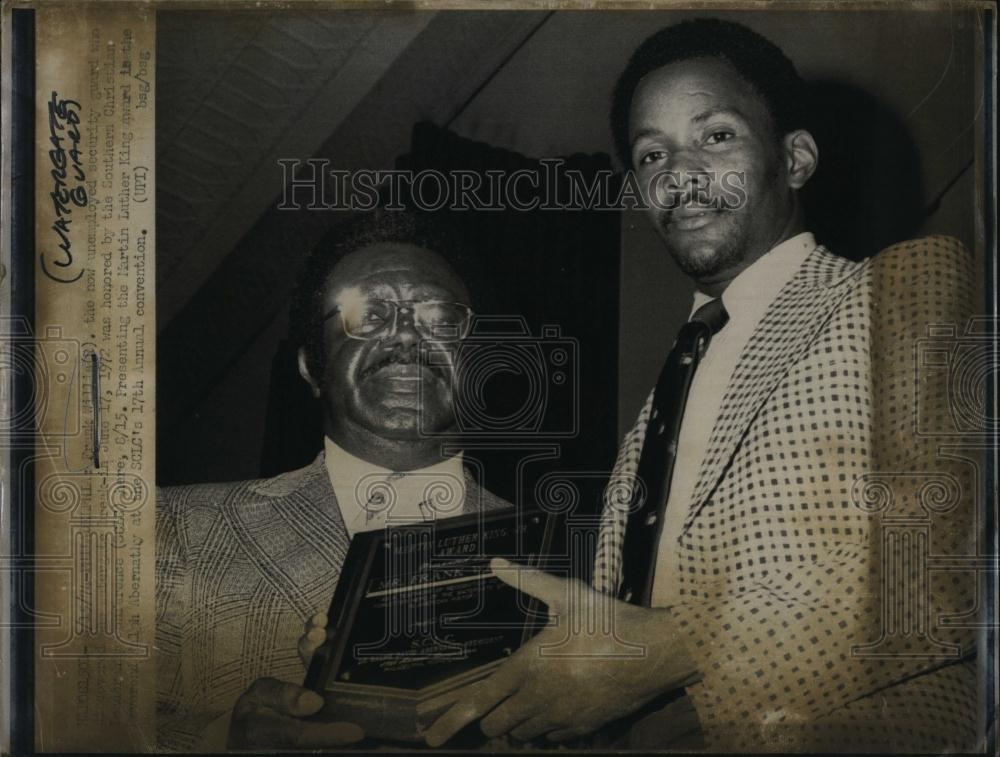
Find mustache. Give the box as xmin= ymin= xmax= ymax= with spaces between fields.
xmin=661 ymin=192 xmax=728 ymax=211
xmin=360 ymin=351 xmax=444 ymax=380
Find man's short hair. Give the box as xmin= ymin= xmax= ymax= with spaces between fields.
xmin=289 ymin=208 xmax=459 ymax=380
xmin=610 ymin=18 xmax=808 ymax=167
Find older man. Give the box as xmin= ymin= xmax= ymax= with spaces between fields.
xmin=155 ymin=209 xmax=509 ymax=751
xmin=425 ymin=18 xmax=978 ymax=753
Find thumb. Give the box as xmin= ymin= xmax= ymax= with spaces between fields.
xmin=490 ymin=558 xmax=576 ymax=612
xmin=246 ymin=677 xmax=325 ymax=718
xmin=298 ymin=623 xmax=327 ymax=668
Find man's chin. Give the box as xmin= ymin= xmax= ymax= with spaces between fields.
xmin=364 ymin=403 xmax=457 ymax=440
xmin=659 ymin=233 xmax=739 ymax=279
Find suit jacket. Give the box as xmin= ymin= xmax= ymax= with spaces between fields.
xmin=155 ymin=453 xmax=509 ymax=751
xmin=594 ymin=237 xmax=980 ymax=752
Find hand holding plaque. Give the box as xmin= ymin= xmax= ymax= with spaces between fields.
xmin=302 ymin=508 xmax=552 ymax=742
xmin=423 ymin=559 xmax=703 ymax=746
xmin=226 ymin=678 xmax=365 ymax=750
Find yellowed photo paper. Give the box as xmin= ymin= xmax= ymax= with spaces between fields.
xmin=1 ymin=1 xmax=996 ymax=754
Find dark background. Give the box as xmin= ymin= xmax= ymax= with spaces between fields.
xmin=155 ymin=9 xmax=982 ymax=513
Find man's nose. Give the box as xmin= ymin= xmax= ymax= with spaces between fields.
xmin=383 ymin=305 xmax=421 ymax=347
xmin=666 ymin=149 xmax=706 ymax=185
xmin=654 ymin=151 xmax=709 ymax=205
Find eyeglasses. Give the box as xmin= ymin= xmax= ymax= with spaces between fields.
xmin=322 ymin=298 xmax=473 ymax=342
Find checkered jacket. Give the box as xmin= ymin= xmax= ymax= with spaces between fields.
xmin=594 ymin=237 xmax=981 ymax=752
xmin=155 ymin=455 xmax=509 ymax=751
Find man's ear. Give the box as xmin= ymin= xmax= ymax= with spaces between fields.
xmin=782 ymin=129 xmax=819 ymax=190
xmin=297 ymin=347 xmax=322 ymax=399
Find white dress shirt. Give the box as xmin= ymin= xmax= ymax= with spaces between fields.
xmin=323 ymin=436 xmax=466 ymax=537
xmin=650 ymin=232 xmax=817 ymax=607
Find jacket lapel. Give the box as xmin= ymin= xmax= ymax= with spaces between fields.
xmin=223 ymin=454 xmax=351 ymax=617
xmin=679 ymin=246 xmax=865 ymax=536
xmin=462 ymin=470 xmax=512 ymax=513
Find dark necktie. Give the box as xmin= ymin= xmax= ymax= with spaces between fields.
xmin=619 ymin=297 xmax=729 ymax=606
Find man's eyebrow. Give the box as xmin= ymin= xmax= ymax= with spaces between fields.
xmin=629 ymin=108 xmax=749 ymax=148
xmin=629 ymin=127 xmax=664 ymax=148
xmin=692 ymin=108 xmax=747 ymax=124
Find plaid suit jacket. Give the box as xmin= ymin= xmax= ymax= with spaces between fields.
xmin=155 ymin=453 xmax=509 ymax=751
xmin=594 ymin=237 xmax=980 ymax=752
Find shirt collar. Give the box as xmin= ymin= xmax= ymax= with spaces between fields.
xmin=323 ymin=435 xmax=465 ymax=510
xmin=690 ymin=232 xmax=816 ymax=324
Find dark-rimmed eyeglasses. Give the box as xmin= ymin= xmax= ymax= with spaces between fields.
xmin=322 ymin=298 xmax=473 ymax=342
